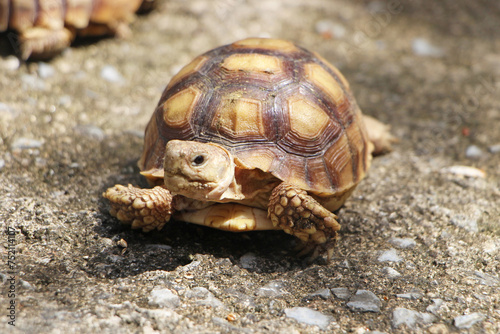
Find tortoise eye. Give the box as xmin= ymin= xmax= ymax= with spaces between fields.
xmin=192 ymin=155 xmax=205 ymax=166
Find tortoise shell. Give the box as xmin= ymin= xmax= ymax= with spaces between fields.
xmin=139 ymin=38 xmax=371 ymax=195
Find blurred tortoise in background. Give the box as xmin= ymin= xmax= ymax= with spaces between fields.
xmin=0 ymin=0 xmax=155 ymax=59
xmin=103 ymin=38 xmax=395 ymax=260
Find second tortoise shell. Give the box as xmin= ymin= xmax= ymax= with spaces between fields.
xmin=139 ymin=38 xmax=372 ymax=196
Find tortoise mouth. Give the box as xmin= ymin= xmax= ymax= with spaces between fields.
xmin=163 ymin=171 xmax=218 ymax=198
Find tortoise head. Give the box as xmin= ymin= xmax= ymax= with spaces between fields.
xmin=163 ymin=140 xmax=237 ymax=201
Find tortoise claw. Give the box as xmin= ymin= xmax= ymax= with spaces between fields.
xmin=103 ymin=184 xmax=173 ymax=232
xmin=268 ymin=183 xmax=340 ymax=261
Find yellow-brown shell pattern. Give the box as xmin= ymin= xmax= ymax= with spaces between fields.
xmin=139 ymin=38 xmax=371 ymax=195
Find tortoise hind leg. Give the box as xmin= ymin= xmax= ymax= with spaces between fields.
xmin=19 ymin=27 xmax=74 ymax=59
xmin=363 ymin=115 xmax=397 ymax=155
xmin=103 ymin=184 xmax=173 ymax=232
xmin=268 ymin=183 xmax=341 ymax=261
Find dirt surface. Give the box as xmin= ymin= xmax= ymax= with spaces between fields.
xmin=1 ymin=0 xmax=499 ymax=333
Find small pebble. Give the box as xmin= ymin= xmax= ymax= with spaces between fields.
xmin=306 ymin=288 xmax=331 ymax=300
xmin=381 ymin=267 xmax=401 ymax=279
xmin=377 ymin=248 xmax=403 ymax=262
xmin=488 ymin=143 xmax=500 ymax=153
xmin=441 ymin=165 xmax=486 ymax=178
xmin=58 ymin=95 xmax=72 ymax=107
xmin=37 ymin=62 xmax=55 ymax=79
xmin=1 ymin=56 xmax=20 ymax=71
xmin=412 ymin=38 xmax=445 ymax=57
xmin=256 ymin=280 xmax=286 ymax=297
xmin=148 ymin=288 xmax=180 ymax=308
xmin=239 ymin=252 xmax=258 ymax=269
xmin=396 ymin=291 xmax=423 ymax=300
xmin=347 ymin=290 xmax=381 ymax=313
xmin=74 ymin=124 xmax=105 ymax=141
xmin=284 ymin=307 xmax=334 ymax=330
xmin=101 ymin=65 xmax=125 ymax=84
xmin=315 ymin=20 xmax=346 ymax=38
xmin=392 ymin=307 xmax=436 ymax=329
xmin=21 ymin=74 xmax=46 ymax=90
xmin=465 ymin=145 xmax=483 ymax=159
xmin=473 ymin=271 xmax=499 ymax=286
xmin=185 ymin=287 xmax=224 ymax=308
xmin=181 ymin=260 xmax=201 ymax=271
xmin=450 ymin=209 xmax=481 ymax=232
xmin=426 ymin=299 xmax=445 ymax=314
xmin=427 ymin=324 xmax=450 ymax=334
xmin=116 ymin=239 xmax=128 ymax=248
xmin=0 ymin=159 xmax=5 ymax=170
xmin=145 ymin=244 xmax=172 ymax=251
xmin=389 ymin=237 xmax=416 ymax=249
xmin=453 ymin=312 xmax=486 ymax=329
xmin=19 ymin=279 xmax=35 ymax=290
xmin=331 ymin=287 xmax=351 ymax=300
xmin=11 ymin=137 xmax=44 ymax=150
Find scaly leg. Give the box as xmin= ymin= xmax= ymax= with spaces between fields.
xmin=19 ymin=27 xmax=74 ymax=59
xmin=268 ymin=183 xmax=341 ymax=261
xmin=363 ymin=115 xmax=397 ymax=155
xmin=103 ymin=184 xmax=173 ymax=232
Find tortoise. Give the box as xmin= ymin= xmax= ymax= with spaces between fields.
xmin=103 ymin=38 xmax=394 ymax=260
xmin=0 ymin=0 xmax=154 ymax=59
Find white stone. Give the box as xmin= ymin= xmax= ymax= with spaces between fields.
xmin=148 ymin=288 xmax=180 ymax=308
xmin=347 ymin=290 xmax=381 ymax=313
xmin=285 ymin=307 xmax=334 ymax=330
xmin=389 ymin=238 xmax=416 ymax=249
xmin=101 ymin=65 xmax=125 ymax=84
xmin=185 ymin=287 xmax=224 ymax=308
xmin=454 ymin=312 xmax=486 ymax=329
xmin=392 ymin=307 xmax=436 ymax=329
xmin=11 ymin=137 xmax=44 ymax=150
xmin=381 ymin=267 xmax=401 ymax=279
xmin=377 ymin=248 xmax=403 ymax=262
xmin=331 ymin=287 xmax=351 ymax=300
xmin=256 ymin=280 xmax=286 ymax=297
xmin=38 ymin=62 xmax=55 ymax=79
xmin=240 ymin=252 xmax=258 ymax=269
xmin=465 ymin=145 xmax=483 ymax=159
xmin=412 ymin=38 xmax=444 ymax=57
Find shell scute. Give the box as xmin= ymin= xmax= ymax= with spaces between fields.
xmin=141 ymin=38 xmax=371 ymax=195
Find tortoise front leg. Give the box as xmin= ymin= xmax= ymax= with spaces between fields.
xmin=268 ymin=183 xmax=341 ymax=260
xmin=103 ymin=184 xmax=173 ymax=232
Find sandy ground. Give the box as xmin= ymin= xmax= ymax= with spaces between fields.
xmin=0 ymin=0 xmax=499 ymax=333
